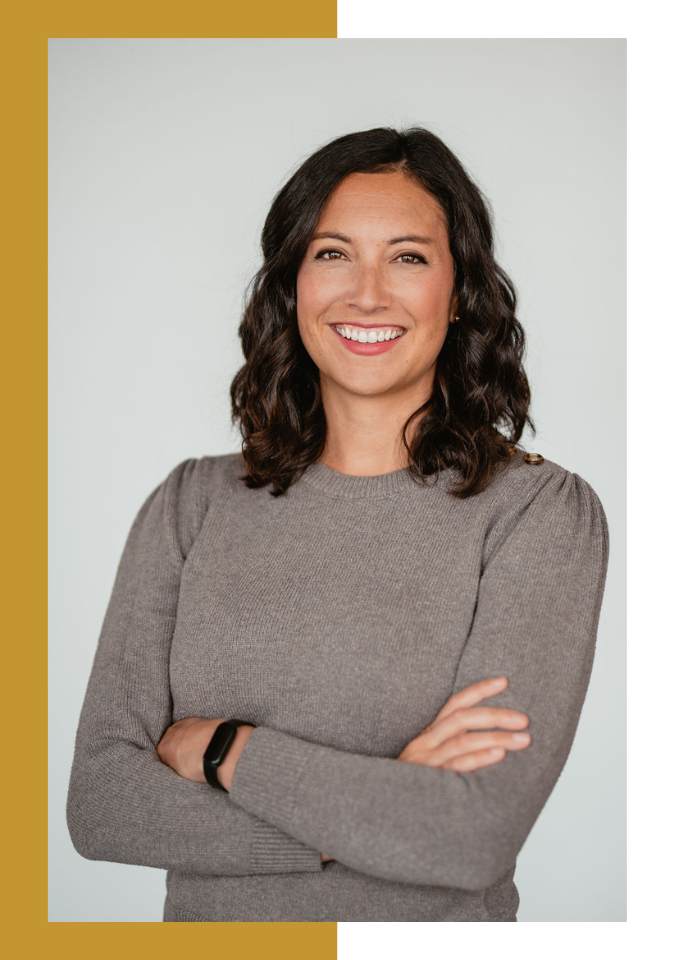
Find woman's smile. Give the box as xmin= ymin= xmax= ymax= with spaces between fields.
xmin=331 ymin=321 xmax=407 ymax=354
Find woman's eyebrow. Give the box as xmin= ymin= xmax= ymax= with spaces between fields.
xmin=311 ymin=232 xmax=434 ymax=245
xmin=387 ymin=235 xmax=434 ymax=245
xmin=312 ymin=232 xmax=352 ymax=243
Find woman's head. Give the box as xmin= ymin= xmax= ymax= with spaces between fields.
xmin=231 ymin=127 xmax=533 ymax=497
xmin=296 ymin=168 xmax=457 ymax=407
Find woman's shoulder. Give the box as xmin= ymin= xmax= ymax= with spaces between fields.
xmin=187 ymin=451 xmax=247 ymax=486
xmin=165 ymin=451 xmax=246 ymax=491
xmin=489 ymin=446 xmax=604 ymax=509
xmin=155 ymin=452 xmax=246 ymax=559
xmin=477 ymin=446 xmax=608 ymax=561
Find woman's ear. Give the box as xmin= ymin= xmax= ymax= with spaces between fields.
xmin=448 ymin=290 xmax=459 ymax=323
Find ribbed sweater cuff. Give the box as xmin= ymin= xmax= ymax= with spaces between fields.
xmin=230 ymin=727 xmax=318 ymax=847
xmin=250 ymin=820 xmax=321 ymax=873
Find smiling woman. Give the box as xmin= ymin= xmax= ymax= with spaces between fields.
xmin=67 ymin=127 xmax=609 ymax=922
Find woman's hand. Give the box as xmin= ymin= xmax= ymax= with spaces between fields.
xmin=397 ymin=677 xmax=530 ymax=772
xmin=156 ymin=718 xmax=255 ymax=791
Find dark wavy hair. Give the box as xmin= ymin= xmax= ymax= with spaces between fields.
xmin=230 ymin=126 xmax=534 ymax=498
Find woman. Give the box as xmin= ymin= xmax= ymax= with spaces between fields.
xmin=67 ymin=127 xmax=609 ymax=922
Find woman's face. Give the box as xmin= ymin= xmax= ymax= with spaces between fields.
xmin=296 ymin=170 xmax=456 ymax=402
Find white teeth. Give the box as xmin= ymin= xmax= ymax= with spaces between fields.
xmin=334 ymin=325 xmax=404 ymax=343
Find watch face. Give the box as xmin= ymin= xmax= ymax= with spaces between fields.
xmin=203 ymin=722 xmax=237 ymax=766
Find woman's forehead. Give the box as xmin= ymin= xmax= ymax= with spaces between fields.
xmin=317 ymin=171 xmax=446 ymax=234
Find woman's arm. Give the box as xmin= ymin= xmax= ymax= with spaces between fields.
xmin=157 ymin=676 xmax=534 ymax=865
xmin=224 ymin=467 xmax=609 ymax=890
xmin=66 ymin=459 xmax=322 ymax=876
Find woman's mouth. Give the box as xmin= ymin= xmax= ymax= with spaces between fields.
xmin=330 ymin=323 xmax=406 ymax=355
xmin=332 ymin=323 xmax=405 ymax=343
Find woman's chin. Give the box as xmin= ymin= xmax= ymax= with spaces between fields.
xmin=328 ymin=372 xmax=411 ymax=400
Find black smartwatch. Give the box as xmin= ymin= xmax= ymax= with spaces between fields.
xmin=203 ymin=719 xmax=254 ymax=791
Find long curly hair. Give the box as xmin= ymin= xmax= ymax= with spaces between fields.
xmin=230 ymin=126 xmax=534 ymax=498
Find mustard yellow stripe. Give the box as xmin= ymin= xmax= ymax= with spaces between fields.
xmin=11 ymin=0 xmax=337 ymax=37
xmin=42 ymin=924 xmax=337 ymax=951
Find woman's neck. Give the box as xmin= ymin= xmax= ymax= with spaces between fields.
xmin=318 ymin=375 xmax=433 ymax=477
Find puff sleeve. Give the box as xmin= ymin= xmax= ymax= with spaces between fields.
xmin=66 ymin=459 xmax=322 ymax=876
xmin=227 ymin=467 xmax=609 ymax=889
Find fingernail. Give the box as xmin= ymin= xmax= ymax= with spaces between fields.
xmin=491 ymin=748 xmax=504 ymax=756
xmin=492 ymin=677 xmax=507 ymax=685
xmin=511 ymin=712 xmax=527 ymax=722
xmin=513 ymin=733 xmax=530 ymax=743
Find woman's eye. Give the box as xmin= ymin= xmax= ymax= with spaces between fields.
xmin=316 ymin=249 xmax=345 ymax=261
xmin=397 ymin=253 xmax=426 ymax=264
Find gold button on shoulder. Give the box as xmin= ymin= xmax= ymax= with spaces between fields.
xmin=523 ymin=453 xmax=544 ymax=465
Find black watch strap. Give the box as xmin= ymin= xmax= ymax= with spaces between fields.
xmin=203 ymin=719 xmax=253 ymax=791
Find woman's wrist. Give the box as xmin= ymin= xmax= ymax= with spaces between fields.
xmin=217 ymin=724 xmax=255 ymax=792
xmin=156 ymin=718 xmax=256 ymax=788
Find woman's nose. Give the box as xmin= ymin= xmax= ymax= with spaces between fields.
xmin=346 ymin=264 xmax=391 ymax=315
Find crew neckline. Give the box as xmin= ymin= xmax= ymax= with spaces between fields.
xmin=299 ymin=460 xmax=428 ymax=500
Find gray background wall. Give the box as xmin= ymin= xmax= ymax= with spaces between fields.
xmin=49 ymin=38 xmax=626 ymax=922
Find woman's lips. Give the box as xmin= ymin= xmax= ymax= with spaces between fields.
xmin=331 ymin=325 xmax=405 ymax=355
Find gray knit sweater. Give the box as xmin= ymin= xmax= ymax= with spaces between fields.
xmin=66 ymin=451 xmax=608 ymax=922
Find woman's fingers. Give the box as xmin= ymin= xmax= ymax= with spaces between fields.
xmin=441 ymin=747 xmax=508 ymax=773
xmin=423 ymin=705 xmax=529 ymax=747
xmin=398 ymin=717 xmax=531 ymax=766
xmin=432 ymin=729 xmax=531 ymax=766
xmin=432 ymin=676 xmax=508 ymax=724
